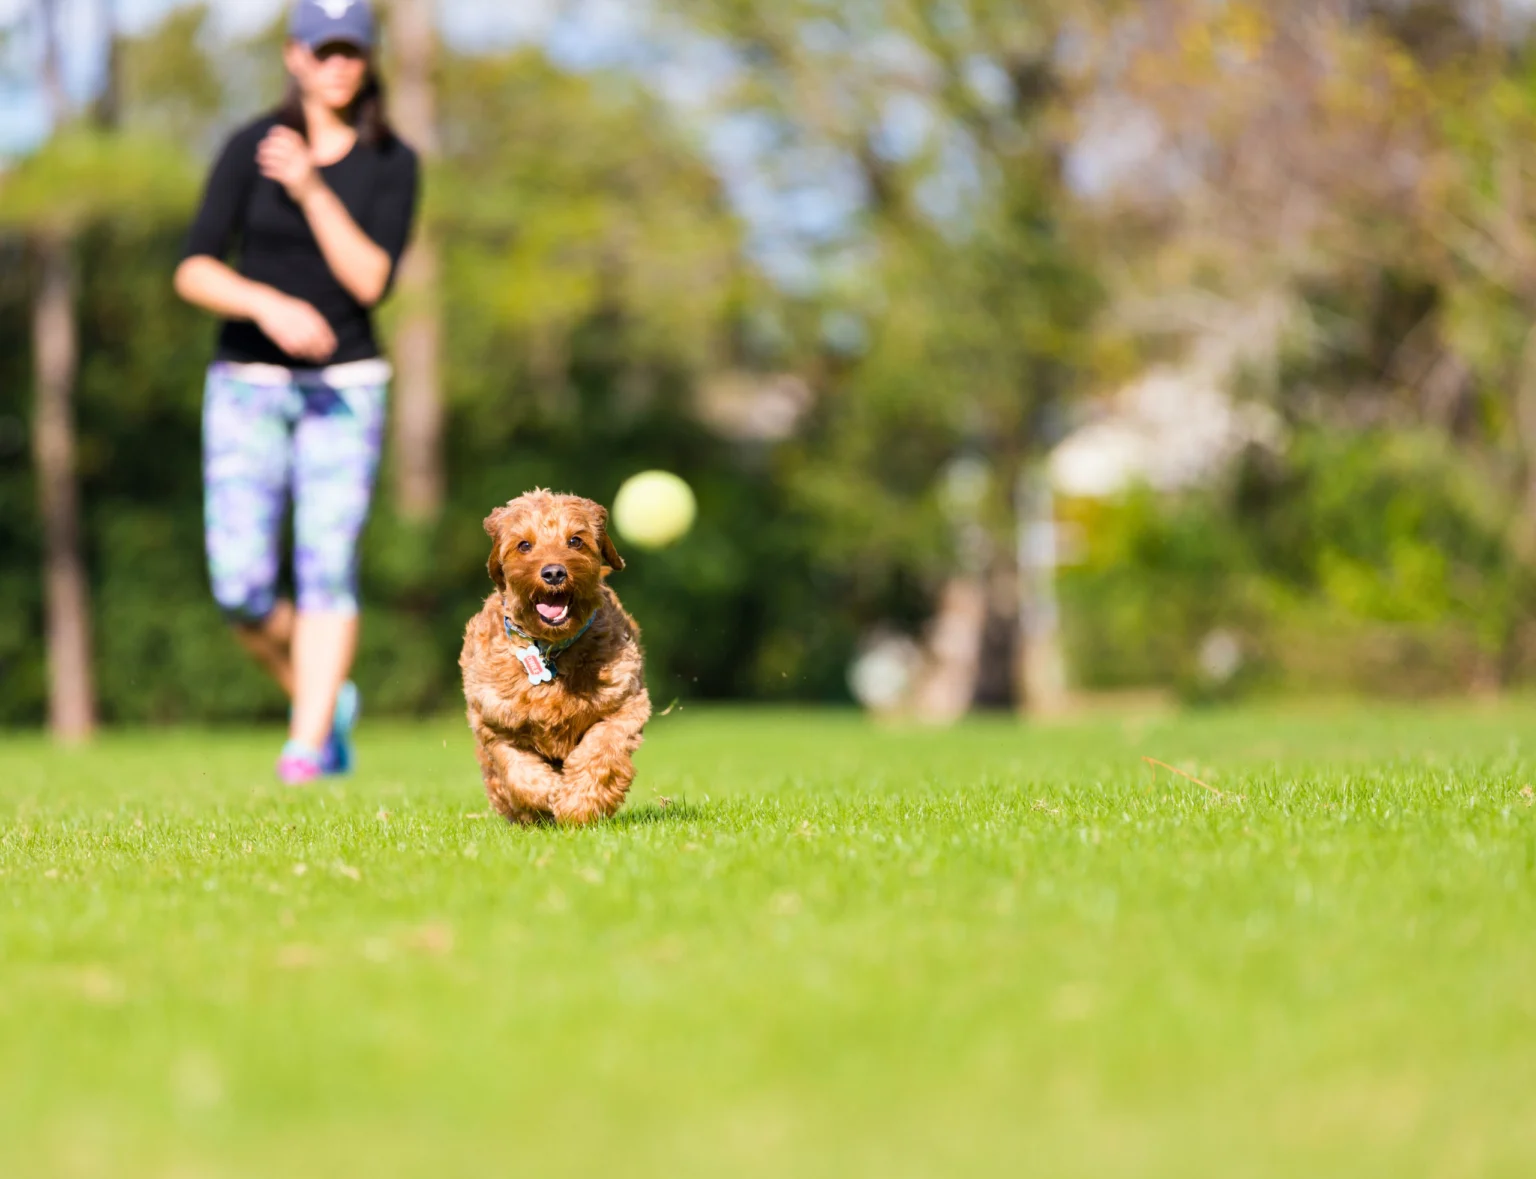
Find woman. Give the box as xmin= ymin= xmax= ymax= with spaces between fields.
xmin=174 ymin=0 xmax=419 ymax=785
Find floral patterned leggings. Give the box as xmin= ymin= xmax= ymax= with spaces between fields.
xmin=202 ymin=362 xmax=387 ymax=622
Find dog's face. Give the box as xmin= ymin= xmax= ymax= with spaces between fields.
xmin=484 ymin=491 xmax=624 ymax=640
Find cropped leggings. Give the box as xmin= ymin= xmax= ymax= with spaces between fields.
xmin=202 ymin=362 xmax=387 ymax=622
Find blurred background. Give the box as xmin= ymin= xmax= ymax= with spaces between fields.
xmin=5 ymin=0 xmax=1536 ymax=736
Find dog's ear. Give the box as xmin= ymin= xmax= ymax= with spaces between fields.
xmin=484 ymin=505 xmax=512 ymax=591
xmin=580 ymin=500 xmax=624 ymax=573
xmin=600 ymin=528 xmax=625 ymax=573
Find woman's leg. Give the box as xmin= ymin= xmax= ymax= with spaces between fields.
xmin=288 ymin=610 xmax=357 ymax=749
xmin=232 ymin=599 xmax=296 ymax=695
xmin=203 ymin=365 xmax=296 ymax=685
xmin=289 ymin=379 xmax=387 ymax=752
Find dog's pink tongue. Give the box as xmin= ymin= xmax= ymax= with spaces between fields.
xmin=536 ymin=602 xmax=567 ymax=622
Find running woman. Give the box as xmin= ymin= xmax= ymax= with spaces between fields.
xmin=173 ymin=0 xmax=419 ymax=784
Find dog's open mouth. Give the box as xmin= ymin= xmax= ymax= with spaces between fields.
xmin=534 ymin=595 xmax=572 ymax=626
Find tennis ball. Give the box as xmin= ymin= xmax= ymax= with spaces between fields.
xmin=612 ymin=470 xmax=697 ymax=549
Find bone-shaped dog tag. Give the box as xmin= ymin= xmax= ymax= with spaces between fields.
xmin=517 ymin=646 xmax=554 ymax=685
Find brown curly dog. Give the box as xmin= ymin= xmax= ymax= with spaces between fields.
xmin=460 ymin=490 xmax=651 ymax=825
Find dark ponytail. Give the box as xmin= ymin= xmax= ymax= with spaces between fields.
xmin=273 ymin=60 xmax=394 ymax=148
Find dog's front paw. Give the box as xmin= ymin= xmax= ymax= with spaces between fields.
xmin=550 ymin=765 xmax=633 ymax=826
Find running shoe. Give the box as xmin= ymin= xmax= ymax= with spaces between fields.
xmin=323 ymin=680 xmax=361 ymax=776
xmin=278 ymin=740 xmax=326 ymax=786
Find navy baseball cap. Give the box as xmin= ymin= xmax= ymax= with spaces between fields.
xmin=289 ymin=0 xmax=376 ymax=51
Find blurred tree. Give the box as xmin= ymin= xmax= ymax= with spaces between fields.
xmin=1054 ymin=0 xmax=1536 ymax=691
xmin=386 ymin=0 xmax=445 ymax=525
xmin=430 ymin=49 xmax=744 ymax=424
xmin=661 ymin=0 xmax=1102 ymax=715
xmin=93 ymin=0 xmax=120 ymax=127
xmin=26 ymin=0 xmax=94 ymax=744
xmin=11 ymin=0 xmax=1536 ymax=727
xmin=117 ymin=4 xmax=224 ymax=146
xmin=1412 ymin=58 xmax=1536 ymax=554
xmin=2 ymin=6 xmax=203 ymax=733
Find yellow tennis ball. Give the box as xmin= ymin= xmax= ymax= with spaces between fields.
xmin=612 ymin=470 xmax=697 ymax=549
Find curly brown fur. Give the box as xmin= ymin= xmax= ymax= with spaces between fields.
xmin=460 ymin=490 xmax=650 ymax=825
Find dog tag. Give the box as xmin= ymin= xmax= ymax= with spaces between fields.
xmin=517 ymin=645 xmax=555 ymax=685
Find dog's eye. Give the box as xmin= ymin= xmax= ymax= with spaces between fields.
xmin=516 ymin=540 xmax=533 ymax=554
xmin=568 ymin=536 xmax=584 ymax=550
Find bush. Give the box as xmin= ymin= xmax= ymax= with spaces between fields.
xmin=1060 ymin=429 xmax=1525 ymax=699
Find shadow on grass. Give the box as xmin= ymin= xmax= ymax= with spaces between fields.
xmin=610 ymin=800 xmax=707 ymax=827
xmin=480 ymin=799 xmax=706 ymax=832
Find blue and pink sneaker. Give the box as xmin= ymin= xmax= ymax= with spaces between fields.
xmin=277 ymin=740 xmax=326 ymax=786
xmin=323 ymin=680 xmax=361 ymax=776
xmin=277 ymin=682 xmax=361 ymax=785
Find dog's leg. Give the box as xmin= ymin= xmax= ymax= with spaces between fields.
xmin=473 ymin=742 xmax=557 ymax=824
xmin=484 ymin=740 xmax=567 ymax=823
xmin=468 ymin=705 xmax=566 ymax=823
xmin=554 ymin=691 xmax=652 ymax=824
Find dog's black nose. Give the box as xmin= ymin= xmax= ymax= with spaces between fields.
xmin=540 ymin=564 xmax=568 ymax=586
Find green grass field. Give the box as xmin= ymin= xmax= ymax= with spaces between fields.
xmin=3 ymin=703 xmax=1535 ymax=1178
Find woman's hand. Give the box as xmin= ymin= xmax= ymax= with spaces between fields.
xmin=257 ymin=126 xmax=322 ymax=203
xmin=173 ymin=258 xmax=335 ymax=362
xmin=253 ymin=290 xmax=337 ymax=363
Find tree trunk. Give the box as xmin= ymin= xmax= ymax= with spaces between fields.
xmin=38 ymin=0 xmax=68 ymax=119
xmin=391 ymin=240 xmax=444 ymax=521
xmin=388 ymin=0 xmax=444 ymax=524
xmin=31 ymin=233 xmax=96 ymax=743
xmin=910 ymin=577 xmax=988 ymax=724
xmin=1512 ymin=325 xmax=1536 ymax=563
xmin=1015 ymin=462 xmax=1069 ymax=717
xmin=93 ymin=0 xmax=122 ymax=130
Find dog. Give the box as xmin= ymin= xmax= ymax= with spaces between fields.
xmin=460 ymin=490 xmax=651 ymax=825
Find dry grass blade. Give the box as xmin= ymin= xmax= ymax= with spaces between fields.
xmin=1142 ymin=756 xmax=1244 ymax=803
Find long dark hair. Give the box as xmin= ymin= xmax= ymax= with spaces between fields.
xmin=274 ymin=56 xmax=393 ymax=149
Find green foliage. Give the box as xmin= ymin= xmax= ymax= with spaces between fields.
xmin=1060 ymin=488 xmax=1263 ymax=695
xmin=14 ymin=5 xmax=1536 ymax=724
xmin=429 ymin=52 xmax=744 ymax=371
xmin=664 ymin=0 xmax=1104 ymax=557
xmin=0 ymin=127 xmax=199 ymax=232
xmin=117 ymin=4 xmax=225 ymax=145
xmin=1062 ymin=430 xmax=1526 ymax=698
xmin=0 ymin=238 xmax=38 ymax=717
xmin=0 ymin=37 xmax=842 ymax=725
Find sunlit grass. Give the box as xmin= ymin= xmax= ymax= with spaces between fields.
xmin=3 ymin=703 xmax=1535 ymax=1177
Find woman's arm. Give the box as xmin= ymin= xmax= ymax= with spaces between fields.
xmin=258 ymin=126 xmax=394 ymax=307
xmin=174 ymin=257 xmax=337 ymax=363
xmin=175 ymin=121 xmax=337 ymax=363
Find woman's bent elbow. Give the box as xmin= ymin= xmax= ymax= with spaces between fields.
xmin=352 ymin=271 xmax=391 ymax=308
xmin=173 ymin=258 xmax=202 ymax=302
